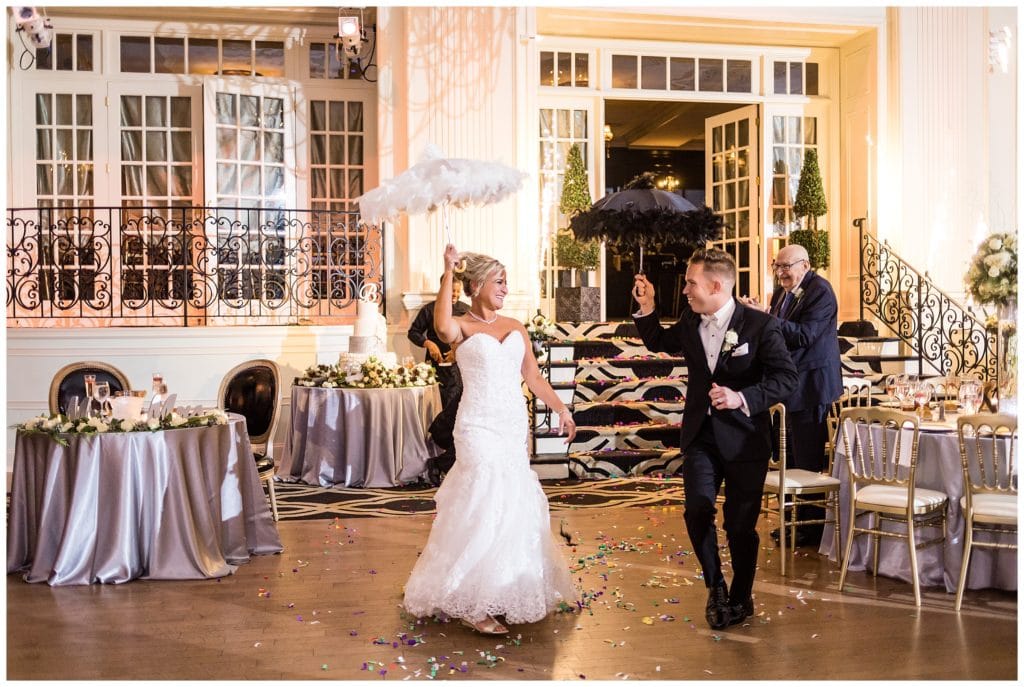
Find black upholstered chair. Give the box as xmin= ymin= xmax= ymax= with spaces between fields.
xmin=48 ymin=361 xmax=131 ymax=416
xmin=218 ymin=359 xmax=280 ymax=520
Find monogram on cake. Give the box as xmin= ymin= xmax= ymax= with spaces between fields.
xmin=339 ymin=283 xmax=398 ymax=370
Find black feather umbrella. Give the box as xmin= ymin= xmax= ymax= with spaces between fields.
xmin=569 ymin=173 xmax=724 ymax=272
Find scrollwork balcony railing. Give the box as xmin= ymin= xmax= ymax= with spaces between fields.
xmin=857 ymin=218 xmax=996 ymax=381
xmin=7 ymin=206 xmax=383 ymax=327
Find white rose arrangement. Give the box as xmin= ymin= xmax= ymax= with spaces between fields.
xmin=965 ymin=232 xmax=1017 ymax=314
xmin=295 ymin=357 xmax=437 ymax=389
xmin=526 ymin=312 xmax=558 ymax=343
xmin=15 ymin=409 xmax=230 ymax=447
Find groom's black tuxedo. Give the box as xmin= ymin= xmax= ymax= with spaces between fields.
xmin=634 ymin=300 xmax=797 ymax=611
xmin=634 ymin=301 xmax=797 ymax=461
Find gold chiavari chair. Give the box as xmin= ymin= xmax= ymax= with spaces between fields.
xmin=954 ymin=413 xmax=1017 ymax=611
xmin=762 ymin=404 xmax=841 ymax=576
xmin=837 ymin=407 xmax=948 ymax=606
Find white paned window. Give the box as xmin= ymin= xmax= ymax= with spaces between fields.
xmin=33 ymin=32 xmax=94 ymax=71
xmin=538 ymin=107 xmax=589 ymax=298
xmin=610 ymin=53 xmax=754 ymax=94
xmin=772 ymin=61 xmax=820 ymax=96
xmin=770 ymin=115 xmax=819 ymax=235
xmin=119 ymin=36 xmax=284 ymax=76
xmin=119 ymin=95 xmax=195 ymax=210
xmin=35 ymin=92 xmax=94 ymax=211
xmin=539 ymin=50 xmax=590 ymax=88
xmin=309 ymin=99 xmax=364 ymax=212
xmin=308 ymin=42 xmax=363 ymax=80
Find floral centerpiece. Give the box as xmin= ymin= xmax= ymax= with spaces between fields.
xmin=295 ymin=356 xmax=436 ymax=389
xmin=16 ymin=409 xmax=230 ymax=447
xmin=965 ymin=232 xmax=1017 ymax=316
xmin=526 ymin=311 xmax=557 ymax=343
xmin=965 ymin=231 xmax=1018 ymax=414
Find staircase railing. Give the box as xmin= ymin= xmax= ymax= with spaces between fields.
xmin=856 ymin=218 xmax=997 ymax=382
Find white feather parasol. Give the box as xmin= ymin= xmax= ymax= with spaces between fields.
xmin=356 ymin=144 xmax=527 ymax=230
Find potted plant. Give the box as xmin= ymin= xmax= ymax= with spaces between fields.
xmin=555 ymin=143 xmax=601 ymax=321
xmin=788 ymin=148 xmax=830 ymax=270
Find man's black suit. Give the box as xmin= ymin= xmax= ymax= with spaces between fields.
xmin=635 ymin=301 xmax=797 ymax=606
xmin=767 ymin=271 xmax=842 ymax=472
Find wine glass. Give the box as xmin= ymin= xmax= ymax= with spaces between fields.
xmin=912 ymin=381 xmax=932 ymax=411
xmin=892 ymin=375 xmax=911 ymax=409
xmin=401 ymin=355 xmax=415 ymax=370
xmin=93 ymin=381 xmax=111 ymax=418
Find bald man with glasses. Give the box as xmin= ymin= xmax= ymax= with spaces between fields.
xmin=741 ymin=244 xmax=842 ymax=546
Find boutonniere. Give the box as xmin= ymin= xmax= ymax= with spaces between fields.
xmin=791 ymin=286 xmax=805 ymax=302
xmin=721 ymin=329 xmax=739 ymax=354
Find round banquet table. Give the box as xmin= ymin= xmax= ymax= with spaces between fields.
xmin=7 ymin=415 xmax=283 ymax=586
xmin=278 ymin=383 xmax=442 ymax=488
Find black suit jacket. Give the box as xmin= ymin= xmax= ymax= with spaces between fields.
xmin=767 ymin=271 xmax=843 ymax=414
xmin=634 ymin=300 xmax=797 ymax=463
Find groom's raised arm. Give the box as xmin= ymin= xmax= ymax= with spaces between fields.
xmin=631 ymin=274 xmax=687 ymax=356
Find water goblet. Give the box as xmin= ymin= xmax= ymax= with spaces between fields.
xmin=401 ymin=355 xmax=415 ymax=370
xmin=959 ymin=382 xmax=981 ymax=415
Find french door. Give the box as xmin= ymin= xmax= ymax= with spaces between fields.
xmin=704 ymin=104 xmax=760 ymax=300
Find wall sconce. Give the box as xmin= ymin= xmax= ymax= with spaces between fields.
xmin=603 ymin=124 xmax=614 ymax=143
xmin=989 ymin=27 xmax=1012 ymax=74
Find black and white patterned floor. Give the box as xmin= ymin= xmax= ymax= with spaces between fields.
xmin=271 ymin=477 xmax=685 ymax=520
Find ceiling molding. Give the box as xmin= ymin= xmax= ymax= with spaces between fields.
xmin=43 ymin=6 xmax=355 ymax=28
xmin=537 ymin=8 xmax=872 ymax=48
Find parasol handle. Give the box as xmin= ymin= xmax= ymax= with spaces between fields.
xmin=638 ymin=245 xmax=644 ymax=274
xmin=442 ymin=205 xmax=453 ymax=245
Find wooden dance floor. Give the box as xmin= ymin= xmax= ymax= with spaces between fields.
xmin=7 ymin=502 xmax=1017 ymax=680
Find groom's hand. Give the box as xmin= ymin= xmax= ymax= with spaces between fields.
xmin=709 ymin=383 xmax=743 ymax=410
xmin=632 ymin=274 xmax=655 ymax=316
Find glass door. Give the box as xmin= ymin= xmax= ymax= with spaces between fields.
xmin=705 ymin=105 xmax=759 ymax=300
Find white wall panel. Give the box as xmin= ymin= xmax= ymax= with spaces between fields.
xmin=6 ymin=326 xmax=351 ymax=472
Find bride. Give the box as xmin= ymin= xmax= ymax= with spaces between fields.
xmin=402 ymin=244 xmax=578 ymax=635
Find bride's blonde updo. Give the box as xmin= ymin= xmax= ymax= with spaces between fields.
xmin=455 ymin=252 xmax=505 ymax=297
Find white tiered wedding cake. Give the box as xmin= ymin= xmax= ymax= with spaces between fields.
xmin=339 ymin=283 xmax=397 ymax=369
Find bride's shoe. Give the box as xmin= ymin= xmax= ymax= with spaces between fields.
xmin=461 ymin=616 xmax=508 ymax=635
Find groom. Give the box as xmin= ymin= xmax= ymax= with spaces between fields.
xmin=632 ymin=249 xmax=797 ymax=629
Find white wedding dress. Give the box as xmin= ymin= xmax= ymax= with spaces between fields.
xmin=403 ymin=331 xmax=576 ymax=624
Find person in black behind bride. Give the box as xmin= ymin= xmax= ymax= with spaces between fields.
xmin=407 ymin=276 xmax=470 ymax=484
xmin=631 ymin=248 xmax=796 ymax=630
xmin=403 ymin=244 xmax=577 ymax=635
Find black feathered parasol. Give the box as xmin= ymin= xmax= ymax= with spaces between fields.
xmin=569 ymin=173 xmax=724 ymax=270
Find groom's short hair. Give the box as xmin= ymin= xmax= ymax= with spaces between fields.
xmin=688 ymin=248 xmax=736 ymax=284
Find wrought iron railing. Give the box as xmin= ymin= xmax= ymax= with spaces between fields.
xmin=7 ymin=206 xmax=383 ymax=327
xmin=857 ymin=218 xmax=996 ymax=381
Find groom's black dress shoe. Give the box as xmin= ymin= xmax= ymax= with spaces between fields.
xmin=727 ymin=597 xmax=754 ymax=626
xmin=705 ymin=584 xmax=731 ymax=630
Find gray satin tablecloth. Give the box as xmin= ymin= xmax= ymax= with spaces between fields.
xmin=820 ymin=422 xmax=1017 ymax=594
xmin=7 ymin=417 xmax=283 ymax=586
xmin=279 ymin=384 xmax=442 ymax=487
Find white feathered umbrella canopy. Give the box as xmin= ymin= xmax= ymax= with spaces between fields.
xmin=356 ymin=144 xmax=527 ymax=241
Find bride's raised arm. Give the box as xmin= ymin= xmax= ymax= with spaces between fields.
xmin=434 ymin=244 xmax=464 ymax=345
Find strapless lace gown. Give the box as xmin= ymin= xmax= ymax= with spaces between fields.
xmin=403 ymin=331 xmax=576 ymax=624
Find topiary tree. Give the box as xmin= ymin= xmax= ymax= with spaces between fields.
xmin=559 ymin=143 xmax=591 ymax=215
xmin=789 ymin=148 xmax=830 ymax=269
xmin=556 ymin=143 xmax=599 ymax=283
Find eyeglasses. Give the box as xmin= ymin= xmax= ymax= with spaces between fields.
xmin=771 ymin=259 xmax=807 ymax=272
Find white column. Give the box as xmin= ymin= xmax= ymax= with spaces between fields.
xmin=891 ymin=7 xmax=992 ymax=297
xmin=381 ymin=7 xmax=532 ymax=322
